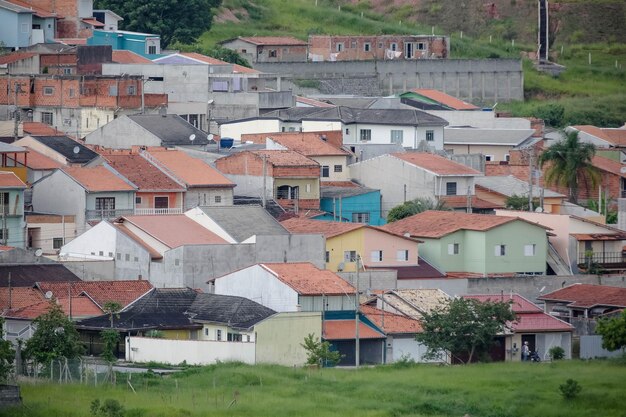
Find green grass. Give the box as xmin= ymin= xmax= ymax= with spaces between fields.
xmin=4 ymin=359 xmax=626 ymax=417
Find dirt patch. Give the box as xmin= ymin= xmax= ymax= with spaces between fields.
xmin=214 ymin=7 xmax=249 ymax=24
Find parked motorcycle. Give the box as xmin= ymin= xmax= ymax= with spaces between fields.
xmin=529 ymin=351 xmax=541 ymax=362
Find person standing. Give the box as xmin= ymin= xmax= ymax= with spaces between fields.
xmin=522 ymin=341 xmax=530 ymax=361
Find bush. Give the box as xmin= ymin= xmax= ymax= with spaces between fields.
xmin=536 ymin=103 xmax=565 ymax=127
xmin=549 ymin=346 xmax=566 ymax=361
xmin=559 ymin=379 xmax=582 ymax=400
xmin=301 ymin=333 xmax=342 ymax=367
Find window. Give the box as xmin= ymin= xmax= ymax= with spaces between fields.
xmin=228 ymin=333 xmax=243 ymax=342
xmin=370 ymin=250 xmax=383 ymax=262
xmin=485 ymin=155 xmax=493 ymax=162
xmin=390 ymin=130 xmax=403 ymax=144
xmin=448 ymin=243 xmax=459 ymax=255
xmin=505 ymin=154 xmax=511 ymax=162
xmin=364 ymin=43 xmax=371 ymax=52
xmin=321 ymin=166 xmax=330 ymax=178
xmin=134 ymin=256 xmax=138 ymax=262
xmin=390 ymin=42 xmax=397 ymax=51
xmin=524 ymin=244 xmax=536 ymax=256
xmin=0 ymin=192 xmax=8 ymax=213
xmin=352 ymin=212 xmax=370 ymax=223
xmin=417 ymin=42 xmax=425 ymax=50
xmin=345 ymin=128 xmax=350 ymax=135
xmin=334 ymin=165 xmax=342 ymax=173
xmin=344 ymin=250 xmax=357 ymax=262
xmin=95 ymin=197 xmax=115 ymax=217
xmin=216 ymin=329 xmax=222 ymax=341
xmin=378 ymin=42 xmax=383 ymax=49
xmin=125 ymin=253 xmax=130 ymax=261
xmin=175 ymin=258 xmax=180 ymax=266
xmin=336 ymin=43 xmax=344 ymax=52
xmin=116 ymin=253 xmax=121 ymax=260
xmin=69 ymin=88 xmax=75 ymax=97
xmin=446 ymin=182 xmax=457 ymax=196
xmin=495 ymin=244 xmax=506 ymax=257
xmin=108 ymin=85 xmax=118 ymax=96
xmin=43 ymin=86 xmax=54 ymax=96
xmin=426 ymin=130 xmax=435 ymax=141
xmin=148 ymin=45 xmax=157 ymax=55
xmin=99 ymin=251 xmax=104 ymax=256
xmin=109 ymin=252 xmax=113 ymax=258
xmin=53 ymin=238 xmax=63 ymax=249
xmin=214 ymin=195 xmax=222 ymax=204
xmin=63 ymin=68 xmax=72 ymax=75
xmin=135 ymin=196 xmax=142 ymax=204
xmin=154 ymin=196 xmax=169 ymax=209
xmin=127 ymin=85 xmax=136 ymax=96
xmin=269 ymin=49 xmax=277 ymax=58
xmin=204 ymin=328 xmax=209 ymax=337
xmin=350 ymin=41 xmax=356 ymax=48
xmin=359 ymin=129 xmax=371 ymax=141
xmin=396 ymin=250 xmax=409 ymax=261
xmin=325 ymin=251 xmax=330 ymax=263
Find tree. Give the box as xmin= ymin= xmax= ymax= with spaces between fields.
xmin=100 ymin=330 xmax=120 ymax=363
xmin=102 ymin=301 xmax=122 ymax=328
xmin=505 ymin=194 xmax=539 ymax=211
xmin=24 ymin=301 xmax=84 ymax=363
xmin=94 ymin=0 xmax=222 ymax=49
xmin=0 ymin=318 xmax=15 ymax=383
xmin=538 ymin=131 xmax=599 ymax=203
xmin=301 ymin=333 xmax=342 ymax=367
xmin=387 ymin=197 xmax=450 ymax=223
xmin=415 ymin=298 xmax=516 ymax=364
xmin=595 ymin=310 xmax=626 ymax=352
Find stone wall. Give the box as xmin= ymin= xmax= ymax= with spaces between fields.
xmin=0 ymin=385 xmax=21 ymax=407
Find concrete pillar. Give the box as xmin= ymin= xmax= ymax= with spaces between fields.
xmin=494 ymin=71 xmax=498 ymax=101
xmin=456 ymin=71 xmax=460 ymax=98
xmin=617 ymin=199 xmax=626 ymax=231
xmin=468 ymin=72 xmax=473 ymax=101
xmin=481 ymin=72 xmax=485 ymax=101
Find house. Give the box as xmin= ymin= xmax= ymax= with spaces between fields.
xmin=10 ymin=146 xmax=62 ymax=184
xmin=184 ymin=205 xmax=289 ymax=243
xmin=496 ymin=209 xmax=626 ymax=274
xmin=399 ymin=89 xmax=479 ymax=111
xmin=0 ymin=1 xmax=56 ymax=49
xmin=0 ymin=171 xmax=27 ymax=248
xmin=308 ymin=35 xmax=449 ymax=61
xmin=213 ymin=262 xmax=356 ymax=312
xmin=322 ymin=310 xmax=386 ymax=366
xmin=102 ymin=151 xmax=186 ymax=215
xmin=87 ymin=29 xmax=161 ymax=58
xmin=443 ymin=128 xmax=536 ymax=162
xmin=85 ymin=114 xmax=210 ymax=149
xmin=142 ymin=148 xmax=235 ymax=209
xmin=0 ymin=142 xmax=28 ymax=183
xmin=31 ymin=164 xmax=136 ymax=232
xmin=318 ymin=182 xmax=385 ymax=226
xmin=280 ymin=217 xmax=420 ymax=274
xmin=215 ymin=149 xmax=320 ymax=211
xmin=92 ymin=9 xmax=123 ymax=32
xmin=13 ymin=135 xmax=100 ymax=166
xmin=349 ymin=152 xmax=488 ymax=216
xmin=568 ymin=125 xmax=626 ymax=150
xmin=475 ymin=175 xmax=566 ymax=213
xmin=464 ymin=294 xmax=573 ymax=362
xmin=25 ymin=213 xmax=76 ymax=254
xmin=383 ymin=211 xmax=549 ymax=276
xmin=36 ymin=280 xmax=153 ymax=310
xmin=220 ymin=36 xmax=308 ymax=63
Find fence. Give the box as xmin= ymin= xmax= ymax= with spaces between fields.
xmin=18 ymin=357 xmax=117 ymax=386
xmin=580 ymin=335 xmax=625 ymax=359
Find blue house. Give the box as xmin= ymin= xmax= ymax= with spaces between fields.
xmin=87 ymin=29 xmax=161 ymax=59
xmin=317 ymin=185 xmax=386 ymax=226
xmin=0 ymin=1 xmax=56 ymax=49
xmin=0 ymin=171 xmax=27 ymax=249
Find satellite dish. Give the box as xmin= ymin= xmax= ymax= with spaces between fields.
xmin=189 ymin=134 xmax=196 ymax=142
xmin=44 ymin=291 xmax=53 ymax=299
xmin=207 ymin=134 xmax=214 ymax=141
xmin=34 ymin=248 xmax=43 ymax=257
xmin=73 ymin=146 xmax=80 ymax=154
xmin=535 ymin=207 xmax=544 ymax=213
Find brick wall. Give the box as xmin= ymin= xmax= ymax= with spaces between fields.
xmin=273 ymin=166 xmax=319 ymax=178
xmin=215 ymin=152 xmax=265 ymax=176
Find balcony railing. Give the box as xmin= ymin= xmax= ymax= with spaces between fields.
xmin=621 ymin=190 xmax=626 ymax=198
xmin=85 ymin=209 xmax=134 ymax=221
xmin=134 ymin=207 xmax=183 ymax=215
xmin=578 ymin=251 xmax=626 ymax=265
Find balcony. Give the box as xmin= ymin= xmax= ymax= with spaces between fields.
xmin=85 ymin=209 xmax=134 ymax=222
xmin=577 ymin=251 xmax=626 ymax=269
xmin=134 ymin=207 xmax=182 ymax=215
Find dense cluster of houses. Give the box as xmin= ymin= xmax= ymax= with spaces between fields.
xmin=1 ymin=0 xmax=625 ymax=367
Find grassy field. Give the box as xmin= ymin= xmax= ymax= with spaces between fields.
xmin=3 ymin=359 xmax=625 ymax=417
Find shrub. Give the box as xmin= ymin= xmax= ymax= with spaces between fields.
xmin=301 ymin=333 xmax=342 ymax=367
xmin=549 ymin=346 xmax=566 ymax=361
xmin=559 ymin=379 xmax=582 ymax=400
xmin=536 ymin=103 xmax=565 ymax=127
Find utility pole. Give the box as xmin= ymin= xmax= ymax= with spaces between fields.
xmin=1 ymin=192 xmax=6 ymax=246
xmin=355 ymin=254 xmax=360 ymax=368
xmin=262 ymin=154 xmax=267 ymax=208
xmin=528 ymin=152 xmax=534 ymax=211
xmin=13 ymin=83 xmax=22 ymax=141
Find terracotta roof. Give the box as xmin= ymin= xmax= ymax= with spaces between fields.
xmin=0 ymin=171 xmax=26 ymax=188
xmin=574 ymin=125 xmax=626 ymax=147
xmin=281 ymin=217 xmax=364 ymax=237
xmin=0 ymin=52 xmax=36 ymax=65
xmin=145 ymin=149 xmax=234 ymax=188
xmin=295 ymin=96 xmax=335 ymax=108
xmin=571 ymin=233 xmax=626 ymax=241
xmin=81 ymin=17 xmax=104 ymax=27
xmin=4 ymin=297 xmax=101 ymax=320
xmin=178 ymin=52 xmax=259 ymax=74
xmin=21 ymin=146 xmax=62 ymax=170
xmin=323 ymin=319 xmax=385 ymax=340
xmin=360 ymin=305 xmax=423 ymax=334
xmin=252 ymin=150 xmax=320 ymax=167
xmin=22 ymin=122 xmax=64 ymax=136
xmin=410 ymin=89 xmax=480 ymax=110
xmin=238 ymin=36 xmax=307 ymax=46
xmin=513 ymin=312 xmax=573 ymax=332
xmin=391 ymin=153 xmax=482 ymax=176
xmin=0 ymin=287 xmax=44 ymax=310
xmin=538 ymin=284 xmax=626 ymax=308
xmin=5 ymin=0 xmax=56 ymax=17
xmin=120 ymin=215 xmax=228 ymax=248
xmin=37 ymin=280 xmax=153 ymax=309
xmin=267 ymin=134 xmax=349 ymax=156
xmin=112 ymin=50 xmax=153 ymax=64
xmin=62 ymin=166 xmax=135 ymax=192
xmin=261 ymin=263 xmax=355 ymax=295
xmin=320 ymin=181 xmax=359 ymax=188
xmin=113 ymin=223 xmax=162 ymax=259
xmin=591 ymin=155 xmax=626 ymax=178
xmin=104 ymin=154 xmax=185 ymax=191
xmin=439 ymin=195 xmax=500 ymax=209
xmin=464 ymin=294 xmax=542 ymax=313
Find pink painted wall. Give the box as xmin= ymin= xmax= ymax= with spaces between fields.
xmin=363 ymin=228 xmax=419 ymax=267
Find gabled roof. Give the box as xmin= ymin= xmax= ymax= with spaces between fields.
xmin=4 ymin=297 xmax=102 ymax=320
xmin=380 ymin=289 xmax=450 ymax=319
xmin=197 ymin=205 xmax=289 ymax=242
xmin=120 ymin=215 xmax=229 ymax=248
xmin=114 ymin=223 xmax=162 ymax=260
xmin=29 ymin=136 xmax=99 ymax=164
xmin=61 ymin=165 xmax=135 ymax=192
xmin=475 ymin=175 xmax=565 ymax=198
xmin=464 ymin=294 xmax=542 ymax=313
xmin=22 ymin=122 xmax=65 ymax=137
xmin=189 ymin=293 xmax=276 ymax=329
xmin=573 ymin=125 xmax=626 ymax=147
xmin=235 ymin=36 xmax=307 ymax=46
xmin=178 ymin=52 xmax=258 ymax=74
xmin=0 ymin=171 xmax=26 ymax=188
xmin=295 ymin=96 xmax=335 ymax=108
xmin=260 ymin=263 xmax=355 ymax=296
xmin=538 ymin=284 xmax=626 ymax=309
xmin=360 ymin=305 xmax=423 ymax=334
xmin=383 ymin=210 xmax=549 ymax=239
xmin=4 ymin=0 xmax=55 ymax=17
xmin=321 ymin=184 xmax=378 ymax=199
xmin=127 ymin=114 xmax=210 ymax=147
xmin=252 ymin=150 xmax=320 ymax=167
xmin=438 ymin=195 xmax=500 ymax=209
xmin=0 ymin=51 xmax=36 ymax=65
xmin=323 ymin=320 xmax=385 ymax=340
xmin=21 ymin=146 xmax=63 ymax=170
xmin=111 ymin=50 xmax=153 ymax=64
xmin=281 ymin=217 xmax=402 ymax=240
xmin=0 ymin=287 xmax=45 ymax=310
xmin=267 ymin=133 xmax=349 ymax=157
xmin=390 ymin=153 xmax=481 ymax=176
xmin=103 ymin=153 xmax=185 ymax=192
xmin=145 ymin=149 xmax=234 ymax=188
xmin=36 ymin=280 xmax=153 ymax=309
xmin=0 ymin=264 xmax=80 ymax=287
xmin=81 ymin=17 xmax=104 ymax=27
xmin=591 ymin=155 xmax=626 ymax=178
xmin=444 ymin=128 xmax=535 ymax=146
xmin=407 ymin=89 xmax=480 ymax=110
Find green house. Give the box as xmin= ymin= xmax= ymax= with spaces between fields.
xmin=383 ymin=210 xmax=549 ymax=276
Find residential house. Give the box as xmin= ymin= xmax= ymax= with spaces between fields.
xmin=220 ymin=36 xmax=308 ymax=63
xmin=92 ymin=9 xmax=123 ymax=32
xmin=25 ymin=213 xmax=76 ymax=254
xmin=0 ymin=142 xmax=28 ymax=183
xmin=349 ymin=152 xmax=488 ymax=216
xmin=13 ymin=135 xmax=100 ymax=166
xmin=102 ymin=151 xmax=186 ymax=215
xmin=87 ymin=29 xmax=161 ymax=58
xmin=31 ymin=164 xmax=136 ymax=232
xmin=399 ymin=89 xmax=480 ymax=111
xmin=0 ymin=1 xmax=56 ymax=49
xmin=11 ymin=146 xmax=61 ymax=184
xmin=215 ymin=149 xmax=320 ymax=211
xmin=142 ymin=148 xmax=235 ymax=209
xmin=475 ymin=175 xmax=566 ymax=213
xmin=213 ymin=262 xmax=356 ymax=312
xmin=241 ymin=130 xmax=344 ymax=150
xmin=85 ymin=114 xmax=210 ymax=150
xmin=308 ymin=35 xmax=449 ymax=61
xmin=0 ymin=171 xmax=27 ymax=248
xmin=568 ymin=125 xmax=626 ymax=150
xmin=496 ymin=209 xmax=626 ymax=274
xmin=383 ymin=210 xmax=549 ymax=276
xmin=444 ymin=128 xmax=536 ymax=162
xmin=464 ymin=294 xmax=573 ymax=362
xmin=318 ymin=182 xmax=386 ymax=226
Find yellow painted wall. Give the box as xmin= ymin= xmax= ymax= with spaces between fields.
xmin=161 ymin=329 xmax=192 ymax=340
xmin=325 ymin=228 xmax=365 ymax=272
xmin=0 ymin=167 xmax=27 ymax=183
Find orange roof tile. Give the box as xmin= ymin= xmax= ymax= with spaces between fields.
xmin=81 ymin=18 xmax=104 ymax=27
xmin=410 ymin=89 xmax=479 ymax=110
xmin=360 ymin=305 xmax=423 ymax=334
xmin=5 ymin=297 xmax=102 ymax=320
xmin=574 ymin=125 xmax=626 ymax=147
xmin=0 ymin=52 xmax=36 ymax=65
xmin=112 ymin=50 xmax=153 ymax=64
xmin=37 ymin=280 xmax=153 ymax=309
xmin=179 ymin=52 xmax=259 ymax=74
xmin=323 ymin=320 xmax=385 ymax=340
xmin=0 ymin=287 xmax=45 ymax=310
xmin=62 ymin=166 xmax=136 ymax=192
xmin=253 ymin=150 xmax=320 ymax=167
xmin=267 ymin=133 xmax=349 ymax=156
xmin=383 ymin=210 xmax=548 ymax=239
xmin=280 ymin=217 xmax=418 ymax=242
xmin=22 ymin=122 xmax=65 ymax=136
xmin=238 ymin=36 xmax=307 ymax=46
xmin=6 ymin=0 xmax=56 ymax=17
xmin=591 ymin=155 xmax=626 ymax=178
xmin=121 ymin=215 xmax=228 ymax=248
xmin=146 ymin=149 xmax=234 ymax=188
xmin=464 ymin=294 xmax=542 ymax=313
xmin=20 ymin=146 xmax=62 ymax=170
xmin=104 ymin=154 xmax=185 ymax=191
xmin=0 ymin=171 xmax=26 ymax=188
xmin=391 ymin=153 xmax=482 ymax=176
xmin=261 ymin=263 xmax=355 ymax=295
xmin=538 ymin=284 xmax=626 ymax=308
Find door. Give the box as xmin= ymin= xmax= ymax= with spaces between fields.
xmin=404 ymin=42 xmax=413 ymax=59
xmin=521 ymin=334 xmax=536 ymax=355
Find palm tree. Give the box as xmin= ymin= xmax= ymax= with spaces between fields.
xmin=538 ymin=131 xmax=599 ymax=203
xmin=387 ymin=197 xmax=450 ymax=223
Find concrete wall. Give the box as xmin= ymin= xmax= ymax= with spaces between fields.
xmin=342 ymin=123 xmax=444 ymax=151
xmin=220 ymin=119 xmax=281 ymax=140
xmin=84 ymin=115 xmax=162 ymax=149
xmin=254 ymin=59 xmax=523 ymax=103
xmin=32 ymin=170 xmax=87 ymax=233
xmin=338 ymin=270 xmax=397 ymax=291
xmin=580 ymin=335 xmax=624 ymax=359
xmin=428 ymin=111 xmax=530 ymax=129
xmin=61 ymin=259 xmax=115 ymax=281
xmin=126 ymin=336 xmax=255 ymax=365
xmin=388 ymin=335 xmax=434 ymax=363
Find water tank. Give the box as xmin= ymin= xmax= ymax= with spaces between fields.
xmin=220 ymin=138 xmax=234 ymax=148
